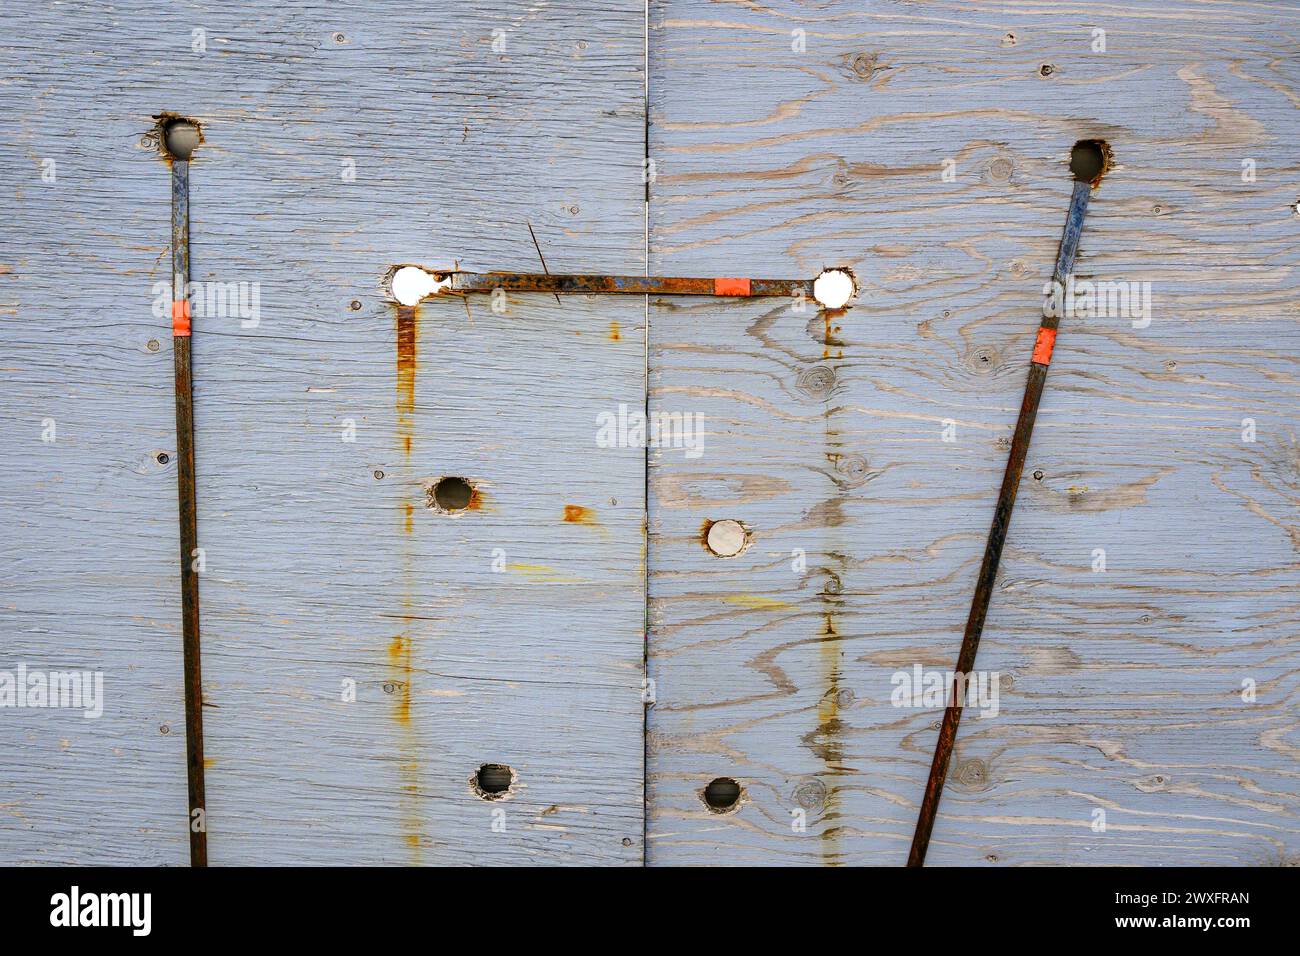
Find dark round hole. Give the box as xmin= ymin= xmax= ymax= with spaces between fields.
xmin=156 ymin=452 xmax=170 ymax=465
xmin=1070 ymin=139 xmax=1108 ymax=183
xmin=433 ymin=476 xmax=473 ymax=511
xmin=703 ymin=777 xmax=741 ymax=812
xmin=162 ymin=119 xmax=200 ymax=160
xmin=475 ymin=764 xmax=513 ymax=798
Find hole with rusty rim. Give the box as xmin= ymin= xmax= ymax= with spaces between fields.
xmin=812 ymin=268 xmax=856 ymax=310
xmin=702 ymin=777 xmax=742 ymax=813
xmin=472 ymin=763 xmax=515 ymax=800
xmin=1070 ymin=139 xmax=1111 ymax=186
xmin=704 ymin=519 xmax=748 ymax=557
xmin=389 ymin=265 xmax=451 ymax=306
xmin=160 ymin=117 xmax=201 ymax=160
xmin=429 ymin=476 xmax=474 ymax=512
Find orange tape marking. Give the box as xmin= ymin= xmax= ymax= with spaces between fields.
xmin=1031 ymin=326 xmax=1056 ymax=366
xmin=713 ymin=277 xmax=751 ymax=296
xmin=172 ymin=300 xmax=192 ymax=337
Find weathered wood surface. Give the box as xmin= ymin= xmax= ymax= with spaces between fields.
xmin=646 ymin=0 xmax=1300 ymax=865
xmin=1 ymin=1 xmax=647 ymax=864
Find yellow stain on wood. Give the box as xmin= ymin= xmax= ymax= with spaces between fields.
xmin=388 ymin=635 xmax=412 ymax=726
xmin=723 ymin=594 xmax=794 ymax=610
xmin=609 ymin=319 xmax=621 ymax=341
xmin=508 ymin=562 xmax=583 ymax=584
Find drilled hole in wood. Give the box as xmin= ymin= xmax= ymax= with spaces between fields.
xmin=473 ymin=763 xmax=514 ymax=800
xmin=160 ymin=118 xmax=201 ymax=160
xmin=812 ymin=268 xmax=856 ymax=309
xmin=389 ymin=265 xmax=450 ymax=305
xmin=1071 ymin=139 xmax=1111 ymax=185
xmin=431 ymin=476 xmax=473 ymax=512
xmin=702 ymin=777 xmax=742 ymax=812
xmin=704 ymin=519 xmax=748 ymax=557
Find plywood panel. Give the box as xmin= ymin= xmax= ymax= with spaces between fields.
xmin=646 ymin=0 xmax=1300 ymax=865
xmin=1 ymin=1 xmax=648 ymax=865
xmin=0 ymin=20 xmax=188 ymax=865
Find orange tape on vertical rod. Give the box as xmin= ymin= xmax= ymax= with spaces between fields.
xmin=1031 ymin=326 xmax=1056 ymax=365
xmin=172 ymin=300 xmax=192 ymax=337
xmin=713 ymin=277 xmax=751 ymax=296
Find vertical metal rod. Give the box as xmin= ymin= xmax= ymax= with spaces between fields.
xmin=171 ymin=156 xmax=208 ymax=867
xmin=907 ymin=180 xmax=1092 ymax=867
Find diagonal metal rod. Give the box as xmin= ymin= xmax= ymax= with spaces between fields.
xmin=444 ymin=271 xmax=814 ymax=298
xmin=906 ymin=179 xmax=1093 ymax=867
xmin=170 ymin=155 xmax=207 ymax=867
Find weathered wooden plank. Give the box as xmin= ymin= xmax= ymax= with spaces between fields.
xmin=1 ymin=1 xmax=648 ymax=864
xmin=646 ymin=0 xmax=1300 ymax=865
xmin=0 ymin=47 xmax=189 ymax=862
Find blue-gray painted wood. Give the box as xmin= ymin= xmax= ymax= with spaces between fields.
xmin=646 ymin=0 xmax=1300 ymax=865
xmin=4 ymin=0 xmax=1297 ymax=868
xmin=1 ymin=1 xmax=647 ymax=865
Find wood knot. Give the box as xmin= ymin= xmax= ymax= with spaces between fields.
xmin=848 ymin=51 xmax=877 ymax=79
xmin=986 ymin=154 xmax=1015 ymax=184
xmin=793 ymin=778 xmax=828 ymax=812
xmin=796 ymin=364 xmax=837 ymax=398
xmin=830 ymin=453 xmax=872 ymax=488
xmin=954 ymin=758 xmax=991 ymax=791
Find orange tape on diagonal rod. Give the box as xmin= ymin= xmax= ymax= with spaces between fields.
xmin=172 ymin=300 xmax=192 ymax=337
xmin=1031 ymin=326 xmax=1056 ymax=365
xmin=713 ymin=277 xmax=751 ymax=296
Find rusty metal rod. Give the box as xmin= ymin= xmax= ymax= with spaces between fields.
xmin=907 ymin=178 xmax=1092 ymax=867
xmin=170 ymin=152 xmax=208 ymax=867
xmin=445 ymin=272 xmax=813 ymax=298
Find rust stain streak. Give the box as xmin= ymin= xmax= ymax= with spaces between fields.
xmin=817 ymin=398 xmax=847 ymax=865
xmin=395 ymin=304 xmax=416 ymax=447
xmin=393 ymin=303 xmax=421 ymax=861
xmin=816 ymin=612 xmax=844 ymax=866
xmin=609 ymin=319 xmax=621 ymax=341
xmin=388 ymin=635 xmax=413 ymax=726
xmin=563 ymin=504 xmax=597 ymax=524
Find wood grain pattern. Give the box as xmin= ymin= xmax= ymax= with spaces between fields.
xmin=1 ymin=1 xmax=648 ymax=865
xmin=646 ymin=0 xmax=1300 ymax=865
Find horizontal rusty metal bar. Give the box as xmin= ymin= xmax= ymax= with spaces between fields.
xmin=444 ymin=272 xmax=815 ymax=298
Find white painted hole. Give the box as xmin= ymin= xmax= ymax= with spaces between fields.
xmin=390 ymin=266 xmax=447 ymax=306
xmin=813 ymin=269 xmax=856 ymax=309
xmin=706 ymin=519 xmax=748 ymax=557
